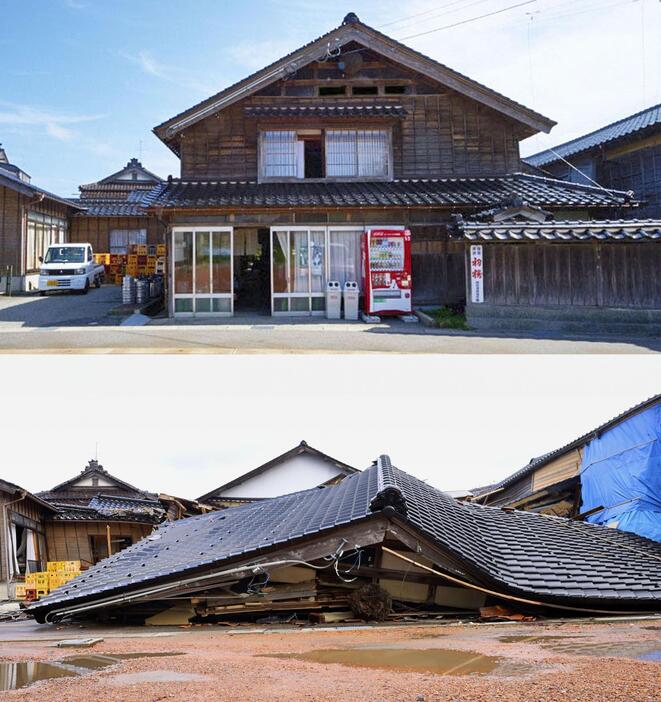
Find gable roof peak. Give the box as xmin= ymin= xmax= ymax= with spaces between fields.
xmin=343 ymin=12 xmax=360 ymax=24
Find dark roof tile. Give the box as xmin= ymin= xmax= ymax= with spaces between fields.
xmin=31 ymin=457 xmax=661 ymax=618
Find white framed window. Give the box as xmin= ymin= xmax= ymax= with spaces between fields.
xmin=325 ymin=129 xmax=390 ymax=178
xmin=109 ymin=229 xmax=147 ymax=254
xmin=260 ymin=131 xmax=298 ymax=178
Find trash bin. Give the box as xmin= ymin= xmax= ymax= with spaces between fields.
xmin=326 ymin=280 xmax=342 ymax=319
xmin=343 ymin=281 xmax=360 ymax=320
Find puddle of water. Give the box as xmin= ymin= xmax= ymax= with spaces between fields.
xmin=499 ymin=636 xmax=660 ymax=662
xmin=266 ymin=648 xmax=534 ymax=677
xmin=0 ymin=651 xmax=184 ymax=691
xmin=543 ymin=641 xmax=661 ymax=661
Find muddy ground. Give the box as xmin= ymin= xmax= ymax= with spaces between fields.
xmin=0 ymin=617 xmax=659 ymax=701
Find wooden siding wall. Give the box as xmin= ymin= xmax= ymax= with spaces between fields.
xmin=411 ymin=229 xmax=464 ymax=305
xmin=70 ymin=216 xmax=165 ymax=252
xmin=44 ymin=521 xmax=153 ymax=568
xmin=532 ymin=449 xmax=582 ymax=492
xmin=178 ymin=53 xmax=522 ymax=181
xmin=481 ymin=243 xmax=661 ymax=309
xmin=0 ymin=494 xmax=49 ymax=582
xmin=601 ymin=144 xmax=661 ymax=218
xmin=0 ymin=187 xmax=75 ymax=274
xmin=0 ymin=185 xmax=22 ymax=271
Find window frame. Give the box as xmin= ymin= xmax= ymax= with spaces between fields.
xmin=258 ymin=127 xmax=393 ymax=183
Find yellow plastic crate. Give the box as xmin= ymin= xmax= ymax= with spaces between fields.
xmin=32 ymin=572 xmax=49 ymax=587
xmin=136 ymin=245 xmax=148 ymax=255
xmin=156 ymin=244 xmax=166 ymax=256
xmin=14 ymin=584 xmax=27 ymax=600
xmin=48 ymin=573 xmax=66 ymax=588
xmin=47 ymin=561 xmax=65 ymax=572
xmin=63 ymin=570 xmax=81 ymax=582
xmin=25 ymin=573 xmax=36 ymax=587
xmin=36 ymin=586 xmax=49 ymax=598
xmin=61 ymin=561 xmax=80 ymax=572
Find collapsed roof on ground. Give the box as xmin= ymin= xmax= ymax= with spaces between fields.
xmin=29 ymin=457 xmax=661 ymax=623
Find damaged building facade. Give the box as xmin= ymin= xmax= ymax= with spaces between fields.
xmin=28 ymin=456 xmax=661 ymax=625
xmin=470 ymin=394 xmax=661 ymax=542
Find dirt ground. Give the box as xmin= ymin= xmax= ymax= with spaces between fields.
xmin=0 ymin=618 xmax=659 ymax=701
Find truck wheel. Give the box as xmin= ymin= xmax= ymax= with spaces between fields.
xmin=81 ymin=279 xmax=90 ymax=295
xmin=94 ymin=275 xmax=101 ymax=289
xmin=39 ymin=291 xmax=46 ymax=297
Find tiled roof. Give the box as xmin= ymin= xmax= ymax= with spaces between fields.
xmin=30 ymin=457 xmax=661 ymax=618
xmin=0 ymin=169 xmax=83 ymax=210
xmin=75 ymin=202 xmax=151 ymax=217
xmin=474 ymin=394 xmax=661 ymax=494
xmin=50 ymin=495 xmax=163 ymax=524
xmin=73 ymin=184 xmax=164 ymax=217
xmin=244 ymin=104 xmax=407 ymax=119
xmin=459 ymin=219 xmax=661 ymax=242
xmin=148 ymin=174 xmax=631 ymax=211
xmin=525 ymin=103 xmax=661 ymax=168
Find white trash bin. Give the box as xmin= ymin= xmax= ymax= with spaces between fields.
xmin=343 ymin=281 xmax=360 ymax=320
xmin=326 ymin=281 xmax=342 ymax=319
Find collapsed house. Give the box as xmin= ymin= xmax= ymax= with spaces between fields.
xmin=28 ymin=456 xmax=661 ymax=625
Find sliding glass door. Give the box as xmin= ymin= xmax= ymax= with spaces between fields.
xmin=172 ymin=227 xmax=233 ymax=316
xmin=271 ymin=228 xmax=327 ymax=315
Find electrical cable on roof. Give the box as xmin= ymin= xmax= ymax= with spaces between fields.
xmin=398 ymin=0 xmax=538 ymax=40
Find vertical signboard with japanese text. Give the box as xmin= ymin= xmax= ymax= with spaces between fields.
xmin=470 ymin=245 xmax=484 ymax=303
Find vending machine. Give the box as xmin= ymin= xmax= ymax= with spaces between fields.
xmin=362 ymin=228 xmax=413 ymax=315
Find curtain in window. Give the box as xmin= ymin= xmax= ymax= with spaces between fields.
xmin=25 ymin=530 xmax=37 ymax=574
xmin=326 ymin=130 xmax=389 ymax=178
xmin=290 ymin=230 xmax=309 ymax=293
xmin=261 ymin=131 xmax=297 ymax=178
xmin=329 ymin=230 xmax=362 ymax=288
xmin=8 ymin=523 xmax=19 ymax=579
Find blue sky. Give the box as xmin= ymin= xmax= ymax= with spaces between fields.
xmin=1 ymin=0 xmax=660 ymax=195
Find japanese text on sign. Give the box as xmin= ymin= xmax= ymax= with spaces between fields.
xmin=470 ymin=245 xmax=484 ymax=303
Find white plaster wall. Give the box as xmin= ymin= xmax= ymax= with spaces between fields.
xmin=220 ymin=454 xmax=344 ymax=498
xmin=73 ymin=476 xmax=116 ymax=487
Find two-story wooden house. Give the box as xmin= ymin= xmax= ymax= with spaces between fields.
xmin=524 ymin=103 xmax=661 ymax=218
xmin=147 ymin=13 xmax=629 ymax=318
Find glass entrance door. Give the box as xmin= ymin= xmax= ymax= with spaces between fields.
xmin=172 ymin=227 xmax=233 ymax=316
xmin=271 ymin=228 xmax=327 ymax=315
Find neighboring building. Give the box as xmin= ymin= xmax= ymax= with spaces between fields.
xmin=69 ymin=158 xmax=165 ymax=253
xmin=524 ymin=104 xmax=661 ymax=218
xmin=452 ymin=205 xmax=661 ymax=335
xmin=35 ymin=460 xmax=209 ymax=569
xmin=0 ymin=480 xmax=56 ymax=599
xmin=0 ymin=143 xmax=82 ymax=292
xmin=198 ymin=440 xmax=358 ymax=507
xmin=37 ymin=459 xmax=158 ymax=506
xmin=146 ymin=12 xmax=634 ymax=318
xmin=470 ymin=394 xmax=661 ymax=541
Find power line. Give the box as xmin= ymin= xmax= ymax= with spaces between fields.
xmin=398 ymin=0 xmax=539 ymax=40
xmin=380 ymin=0 xmax=482 ymax=28
xmin=380 ymin=0 xmax=493 ymax=30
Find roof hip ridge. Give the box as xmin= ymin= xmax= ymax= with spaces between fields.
xmin=369 ymin=455 xmax=408 ymax=517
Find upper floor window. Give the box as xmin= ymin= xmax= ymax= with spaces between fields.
xmin=259 ymin=129 xmax=391 ymax=181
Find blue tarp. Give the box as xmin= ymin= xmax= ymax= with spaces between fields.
xmin=581 ymin=403 xmax=661 ymax=542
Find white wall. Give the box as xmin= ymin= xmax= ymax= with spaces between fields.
xmin=220 ymin=453 xmax=344 ymax=499
xmin=73 ymin=476 xmax=116 ymax=487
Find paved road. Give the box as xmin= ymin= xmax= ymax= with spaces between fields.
xmin=0 ymin=286 xmax=123 ymax=329
xmin=0 ymin=317 xmax=658 ymax=353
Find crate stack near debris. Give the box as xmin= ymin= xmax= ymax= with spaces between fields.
xmin=94 ymin=244 xmax=166 ymax=285
xmin=15 ymin=561 xmax=82 ymax=603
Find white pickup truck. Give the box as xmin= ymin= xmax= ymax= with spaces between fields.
xmin=38 ymin=243 xmax=105 ymax=295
